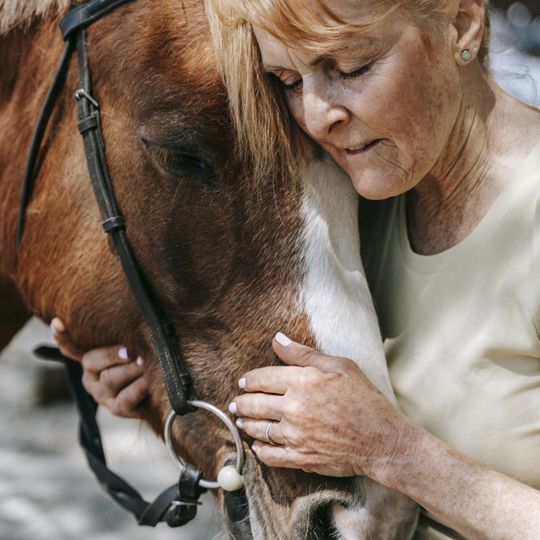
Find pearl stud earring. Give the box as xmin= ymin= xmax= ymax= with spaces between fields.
xmin=461 ymin=49 xmax=473 ymax=62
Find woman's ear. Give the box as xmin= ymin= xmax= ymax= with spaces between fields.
xmin=452 ymin=0 xmax=486 ymax=64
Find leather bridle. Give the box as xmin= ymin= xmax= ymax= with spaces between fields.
xmin=17 ymin=0 xmax=247 ymax=528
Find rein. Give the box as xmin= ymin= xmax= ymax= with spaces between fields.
xmin=17 ymin=0 xmax=247 ymax=528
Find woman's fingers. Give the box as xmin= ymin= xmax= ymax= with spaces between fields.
xmin=49 ymin=318 xmax=148 ymax=419
xmin=82 ymin=358 xmax=144 ymax=399
xmin=104 ymin=376 xmax=149 ymax=418
xmin=51 ymin=318 xmax=83 ymax=361
xmin=101 ymin=360 xmax=144 ymax=394
xmin=239 ymin=366 xmax=301 ymax=394
xmin=250 ymin=443 xmax=305 ymax=470
xmin=271 ymin=332 xmax=346 ymax=373
xmin=250 ymin=443 xmax=342 ymax=476
xmin=230 ymin=393 xmax=284 ymax=420
xmin=237 ymin=418 xmax=285 ymax=445
xmin=81 ymin=345 xmax=137 ymax=376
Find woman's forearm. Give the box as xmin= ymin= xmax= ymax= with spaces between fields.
xmin=374 ymin=425 xmax=540 ymax=539
xmin=230 ymin=335 xmax=540 ymax=538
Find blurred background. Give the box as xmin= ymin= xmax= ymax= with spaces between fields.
xmin=1 ymin=3 xmax=539 ymax=540
xmin=0 ymin=320 xmax=223 ymax=540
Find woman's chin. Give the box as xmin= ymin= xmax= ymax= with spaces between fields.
xmin=349 ymin=175 xmax=402 ymax=201
xmin=347 ymin=162 xmax=415 ymax=200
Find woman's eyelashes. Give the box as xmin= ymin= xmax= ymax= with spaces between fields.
xmin=275 ymin=62 xmax=375 ymax=93
xmin=281 ymin=77 xmax=302 ymax=92
xmin=338 ymin=62 xmax=374 ymax=79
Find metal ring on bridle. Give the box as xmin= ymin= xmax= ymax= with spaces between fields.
xmin=164 ymin=401 xmax=245 ymax=489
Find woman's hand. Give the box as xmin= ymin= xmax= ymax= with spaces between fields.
xmin=230 ymin=332 xmax=416 ymax=479
xmin=50 ymin=318 xmax=149 ymax=418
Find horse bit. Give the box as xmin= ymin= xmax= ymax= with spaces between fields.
xmin=17 ymin=0 xmax=247 ymax=528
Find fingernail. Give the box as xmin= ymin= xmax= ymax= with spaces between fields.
xmin=50 ymin=318 xmax=65 ymax=335
xmin=251 ymin=444 xmax=259 ymax=453
xmin=228 ymin=402 xmax=237 ymax=414
xmin=236 ymin=417 xmax=244 ymax=429
xmin=275 ymin=332 xmax=292 ymax=347
xmin=118 ymin=347 xmax=129 ymax=361
xmin=238 ymin=378 xmax=246 ymax=389
xmin=136 ymin=357 xmax=144 ymax=367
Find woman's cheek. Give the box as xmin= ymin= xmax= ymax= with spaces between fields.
xmin=285 ymin=93 xmax=305 ymax=128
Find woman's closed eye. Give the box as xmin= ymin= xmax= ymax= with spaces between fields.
xmin=275 ymin=75 xmax=302 ymax=93
xmin=275 ymin=62 xmax=374 ymax=93
xmin=338 ymin=62 xmax=374 ymax=80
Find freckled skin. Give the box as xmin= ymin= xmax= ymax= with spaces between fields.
xmin=255 ymin=0 xmax=540 ymax=256
xmin=255 ymin=16 xmax=462 ymax=201
xmin=241 ymin=1 xmax=540 ymax=538
xmin=30 ymin=0 xmax=540 ymax=537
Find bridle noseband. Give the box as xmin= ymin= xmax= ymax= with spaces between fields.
xmin=18 ymin=0 xmax=247 ymax=528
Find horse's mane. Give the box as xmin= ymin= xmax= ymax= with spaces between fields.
xmin=0 ymin=0 xmax=72 ymax=35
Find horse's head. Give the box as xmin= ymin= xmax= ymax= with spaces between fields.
xmin=4 ymin=0 xmax=418 ymax=537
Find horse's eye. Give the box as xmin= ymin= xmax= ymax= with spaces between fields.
xmin=141 ymin=138 xmax=216 ymax=185
xmin=162 ymin=151 xmax=211 ymax=175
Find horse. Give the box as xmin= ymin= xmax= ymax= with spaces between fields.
xmin=0 ymin=0 xmax=418 ymax=537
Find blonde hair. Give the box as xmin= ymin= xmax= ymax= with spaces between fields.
xmin=0 ymin=0 xmax=71 ymax=35
xmin=206 ymin=0 xmax=490 ymax=185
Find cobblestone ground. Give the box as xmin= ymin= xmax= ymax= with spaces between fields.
xmin=0 ymin=10 xmax=538 ymax=540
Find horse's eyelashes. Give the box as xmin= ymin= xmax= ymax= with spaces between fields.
xmin=143 ymin=141 xmax=217 ymax=185
xmin=165 ymin=152 xmax=217 ymax=184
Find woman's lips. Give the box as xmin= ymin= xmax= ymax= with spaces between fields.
xmin=344 ymin=139 xmax=382 ymax=155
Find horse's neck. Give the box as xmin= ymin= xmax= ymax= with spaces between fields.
xmin=300 ymin=159 xmax=394 ymax=401
xmin=0 ymin=20 xmax=63 ymax=274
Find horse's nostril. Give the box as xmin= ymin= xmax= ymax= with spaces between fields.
xmin=310 ymin=503 xmax=341 ymax=540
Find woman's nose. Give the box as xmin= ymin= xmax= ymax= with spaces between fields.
xmin=302 ymin=85 xmax=350 ymax=140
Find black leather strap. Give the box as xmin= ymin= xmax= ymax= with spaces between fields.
xmin=17 ymin=40 xmax=75 ymax=247
xmin=34 ymin=346 xmax=202 ymax=527
xmin=17 ymin=0 xmax=207 ymax=528
xmin=73 ymin=27 xmax=197 ymax=415
xmin=60 ymin=0 xmax=136 ymax=40
xmin=18 ymin=0 xmax=197 ymax=416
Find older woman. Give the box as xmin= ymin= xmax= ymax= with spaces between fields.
xmin=53 ymin=0 xmax=540 ymax=538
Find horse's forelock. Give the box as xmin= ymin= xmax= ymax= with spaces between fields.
xmin=0 ymin=0 xmax=72 ymax=35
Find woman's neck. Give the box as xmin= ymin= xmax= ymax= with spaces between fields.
xmin=407 ymin=68 xmax=540 ymax=255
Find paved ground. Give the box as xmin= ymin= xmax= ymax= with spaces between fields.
xmin=1 ymin=10 xmax=539 ymax=540
xmin=0 ymin=320 xmax=223 ymax=540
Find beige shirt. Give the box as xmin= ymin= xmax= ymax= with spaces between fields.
xmin=361 ymin=140 xmax=540 ymax=539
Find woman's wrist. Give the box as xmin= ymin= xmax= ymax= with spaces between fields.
xmin=366 ymin=422 xmax=540 ymax=539
xmin=364 ymin=416 xmax=431 ymax=491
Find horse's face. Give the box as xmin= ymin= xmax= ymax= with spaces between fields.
xmin=12 ymin=0 xmax=418 ymax=537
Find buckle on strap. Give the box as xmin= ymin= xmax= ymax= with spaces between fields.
xmin=75 ymin=89 xmax=99 ymax=108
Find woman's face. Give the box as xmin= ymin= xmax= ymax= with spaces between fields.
xmin=254 ymin=1 xmax=463 ymax=200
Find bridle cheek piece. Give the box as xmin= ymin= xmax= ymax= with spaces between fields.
xmin=18 ymin=0 xmax=246 ymax=528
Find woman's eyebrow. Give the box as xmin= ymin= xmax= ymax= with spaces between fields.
xmin=263 ymin=38 xmax=379 ymax=73
xmin=262 ymin=54 xmax=340 ymax=73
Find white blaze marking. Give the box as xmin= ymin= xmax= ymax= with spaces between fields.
xmin=300 ymin=158 xmax=395 ymax=402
